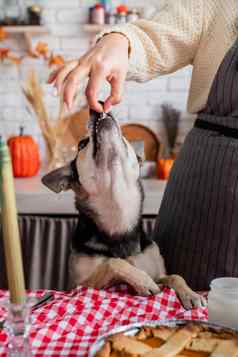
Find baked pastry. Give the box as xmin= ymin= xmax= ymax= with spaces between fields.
xmin=95 ymin=322 xmax=238 ymax=356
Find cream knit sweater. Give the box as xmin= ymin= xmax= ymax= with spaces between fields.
xmin=99 ymin=0 xmax=238 ymax=114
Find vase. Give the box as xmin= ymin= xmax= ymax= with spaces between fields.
xmin=157 ymin=158 xmax=174 ymax=180
xmin=44 ymin=139 xmax=77 ymax=172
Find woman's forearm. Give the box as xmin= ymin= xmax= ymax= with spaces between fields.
xmin=97 ymin=0 xmax=204 ymax=82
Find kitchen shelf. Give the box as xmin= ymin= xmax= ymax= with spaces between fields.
xmin=82 ymin=24 xmax=110 ymax=33
xmin=2 ymin=25 xmax=49 ymax=52
xmin=2 ymin=25 xmax=48 ymax=34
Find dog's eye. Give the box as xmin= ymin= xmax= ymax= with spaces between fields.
xmin=78 ymin=137 xmax=89 ymax=151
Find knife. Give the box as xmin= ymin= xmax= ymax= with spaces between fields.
xmin=0 ymin=292 xmax=54 ymax=329
xmin=31 ymin=292 xmax=54 ymax=311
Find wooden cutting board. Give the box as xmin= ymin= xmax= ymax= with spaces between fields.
xmin=61 ymin=106 xmax=90 ymax=146
xmin=121 ymin=123 xmax=160 ymax=161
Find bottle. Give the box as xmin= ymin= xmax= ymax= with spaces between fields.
xmin=91 ymin=3 xmax=105 ymax=25
xmin=127 ymin=8 xmax=139 ymax=22
xmin=100 ymin=0 xmax=112 ymax=13
xmin=88 ymin=6 xmax=94 ymax=24
xmin=208 ymin=277 xmax=238 ymax=329
xmin=105 ymin=12 xmax=116 ymax=25
xmin=116 ymin=4 xmax=128 ymax=24
xmin=27 ymin=4 xmax=43 ymax=25
xmin=3 ymin=0 xmax=25 ymax=25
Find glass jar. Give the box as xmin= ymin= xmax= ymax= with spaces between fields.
xmin=91 ymin=3 xmax=105 ymax=25
xmin=27 ymin=4 xmax=43 ymax=25
xmin=116 ymin=4 xmax=128 ymax=24
xmin=127 ymin=9 xmax=139 ymax=22
xmin=116 ymin=12 xmax=127 ymax=24
xmin=3 ymin=0 xmax=25 ymax=25
xmin=208 ymin=277 xmax=238 ymax=329
xmin=105 ymin=12 xmax=116 ymax=25
xmin=23 ymin=1 xmax=44 ymax=25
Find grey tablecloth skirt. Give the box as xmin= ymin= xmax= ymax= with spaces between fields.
xmin=0 ymin=215 xmax=156 ymax=290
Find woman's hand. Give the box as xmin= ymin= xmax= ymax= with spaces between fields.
xmin=48 ymin=33 xmax=129 ymax=113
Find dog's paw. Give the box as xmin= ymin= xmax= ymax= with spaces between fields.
xmin=178 ymin=291 xmax=207 ymax=310
xmin=133 ymin=273 xmax=161 ymax=296
xmin=108 ymin=258 xmax=160 ymax=296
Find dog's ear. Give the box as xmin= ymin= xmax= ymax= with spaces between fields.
xmin=41 ymin=163 xmax=74 ymax=193
xmin=130 ymin=140 xmax=145 ymax=165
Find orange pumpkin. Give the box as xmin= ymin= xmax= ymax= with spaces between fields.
xmin=7 ymin=127 xmax=40 ymax=177
xmin=157 ymin=158 xmax=174 ymax=180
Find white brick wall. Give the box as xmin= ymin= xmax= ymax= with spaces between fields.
xmin=0 ymin=0 xmax=195 ymax=156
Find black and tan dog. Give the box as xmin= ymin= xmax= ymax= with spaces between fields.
xmin=42 ymin=106 xmax=206 ymax=309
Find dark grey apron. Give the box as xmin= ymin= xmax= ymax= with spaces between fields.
xmin=154 ymin=40 xmax=238 ymax=291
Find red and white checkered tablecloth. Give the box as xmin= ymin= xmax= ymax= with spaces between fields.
xmin=0 ymin=286 xmax=207 ymax=356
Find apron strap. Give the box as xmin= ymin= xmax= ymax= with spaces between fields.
xmin=194 ymin=118 xmax=238 ymax=139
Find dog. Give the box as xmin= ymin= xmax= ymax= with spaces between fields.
xmin=42 ymin=105 xmax=206 ymax=309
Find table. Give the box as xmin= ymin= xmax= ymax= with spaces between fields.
xmin=15 ymin=176 xmax=167 ymax=215
xmin=0 ymin=287 xmax=207 ymax=356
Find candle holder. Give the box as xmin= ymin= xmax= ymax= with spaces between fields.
xmin=3 ymin=298 xmax=33 ymax=356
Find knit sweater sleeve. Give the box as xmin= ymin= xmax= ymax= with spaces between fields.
xmin=97 ymin=0 xmax=204 ymax=82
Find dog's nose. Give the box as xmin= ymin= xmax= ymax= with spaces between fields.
xmin=98 ymin=116 xmax=114 ymax=131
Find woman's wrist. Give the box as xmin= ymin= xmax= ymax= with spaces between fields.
xmin=98 ymin=32 xmax=131 ymax=57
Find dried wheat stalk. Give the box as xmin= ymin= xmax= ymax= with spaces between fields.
xmin=161 ymin=103 xmax=181 ymax=158
xmin=22 ymin=69 xmax=70 ymax=170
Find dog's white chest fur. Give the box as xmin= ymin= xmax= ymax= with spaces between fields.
xmin=90 ymin=179 xmax=141 ymax=235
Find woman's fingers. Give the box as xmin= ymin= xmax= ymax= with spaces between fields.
xmin=63 ymin=64 xmax=89 ymax=109
xmin=85 ymin=66 xmax=107 ymax=112
xmin=47 ymin=67 xmax=62 ymax=84
xmin=104 ymin=72 xmax=125 ymax=112
xmin=52 ymin=60 xmax=79 ymax=94
xmin=49 ymin=63 xmax=125 ymax=112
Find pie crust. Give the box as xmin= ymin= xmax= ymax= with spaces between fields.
xmin=95 ymin=322 xmax=238 ymax=356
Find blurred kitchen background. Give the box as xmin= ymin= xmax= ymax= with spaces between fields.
xmin=0 ymin=0 xmax=194 ymax=171
xmin=0 ymin=0 xmax=195 ymax=290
